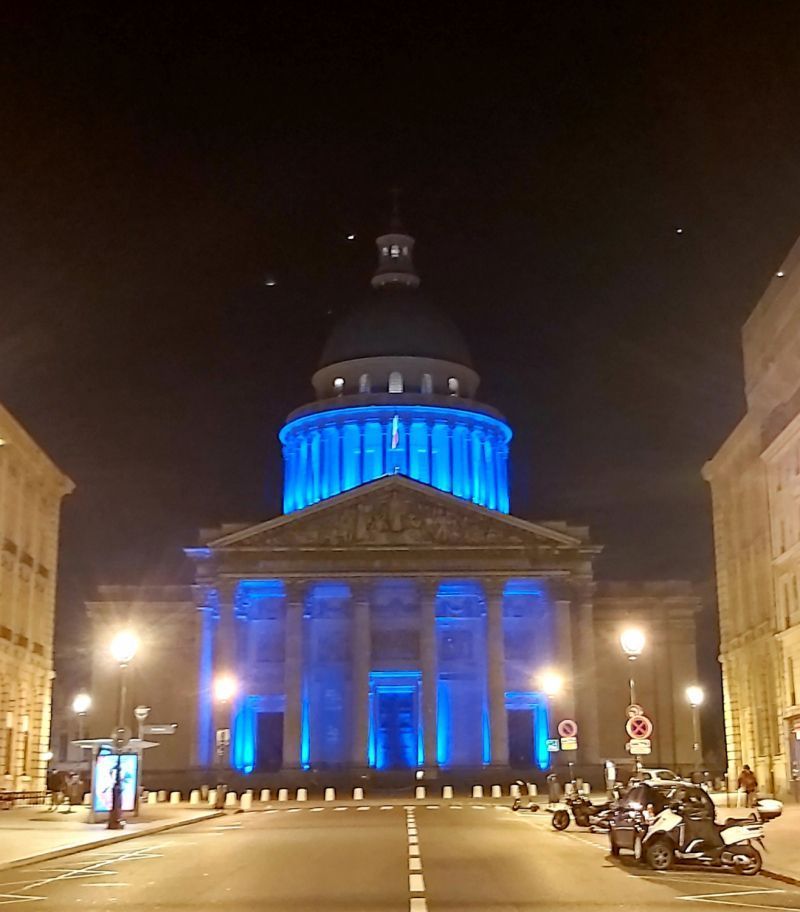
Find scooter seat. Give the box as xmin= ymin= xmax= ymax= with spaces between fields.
xmin=721 ymin=816 xmax=755 ymax=827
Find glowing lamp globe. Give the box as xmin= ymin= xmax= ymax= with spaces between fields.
xmin=110 ymin=630 xmax=138 ymax=665
xmin=685 ymin=685 xmax=705 ymax=707
xmin=214 ymin=673 xmax=238 ymax=703
xmin=620 ymin=627 xmax=646 ymax=658
xmin=72 ymin=693 xmax=92 ymax=715
xmin=538 ymin=670 xmax=564 ymax=698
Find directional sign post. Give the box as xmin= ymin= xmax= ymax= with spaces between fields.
xmin=627 ymin=738 xmax=652 ymax=756
xmin=143 ymin=723 xmax=178 ymax=736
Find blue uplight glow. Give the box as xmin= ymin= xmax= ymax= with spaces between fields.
xmin=280 ymin=404 xmax=512 ymax=513
xmin=506 ymin=691 xmax=551 ymax=771
xmin=232 ymin=696 xmax=257 ymax=774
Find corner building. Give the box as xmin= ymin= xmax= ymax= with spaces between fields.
xmin=704 ymin=234 xmax=800 ymax=796
xmin=88 ymin=222 xmax=700 ymax=784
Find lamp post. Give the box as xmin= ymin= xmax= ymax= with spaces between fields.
xmin=108 ymin=630 xmax=138 ymax=830
xmin=536 ymin=669 xmax=564 ymax=774
xmin=620 ymin=627 xmax=646 ymax=772
xmin=213 ymin=673 xmax=237 ymax=769
xmin=685 ymin=685 xmax=704 ymax=773
xmin=72 ymin=693 xmax=91 ymax=742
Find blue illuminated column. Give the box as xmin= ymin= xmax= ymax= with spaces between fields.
xmin=342 ymin=423 xmax=362 ymax=490
xmin=486 ymin=581 xmax=509 ymax=766
xmin=195 ymin=594 xmax=217 ymax=767
xmin=420 ymin=580 xmax=438 ymax=768
xmin=282 ymin=583 xmax=306 ymax=769
xmin=409 ymin=421 xmax=430 ymax=483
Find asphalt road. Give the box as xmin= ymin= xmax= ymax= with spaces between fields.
xmin=0 ymin=801 xmax=799 ymax=910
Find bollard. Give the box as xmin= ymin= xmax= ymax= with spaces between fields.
xmin=472 ymin=785 xmax=484 ymax=799
xmin=442 ymin=785 xmax=454 ymax=799
xmin=415 ymin=786 xmax=426 ymax=799
xmin=170 ymin=791 xmax=181 ymax=804
xmin=189 ymin=789 xmax=200 ymax=805
xmin=491 ymin=785 xmax=502 ymax=798
xmin=278 ymin=788 xmax=289 ymax=802
xmin=225 ymin=791 xmax=238 ymax=808
xmin=200 ymin=785 xmax=209 ymax=801
xmin=296 ymin=788 xmax=308 ymax=802
xmin=324 ymin=787 xmax=335 ymax=801
xmin=260 ymin=788 xmax=270 ymax=802
xmin=509 ymin=784 xmax=520 ymax=798
xmin=353 ymin=787 xmax=364 ymax=801
xmin=83 ymin=792 xmax=91 ymax=806
xmin=240 ymin=792 xmax=253 ymax=811
xmin=148 ymin=791 xmax=159 ymax=805
xmin=527 ymin=783 xmax=538 ymax=797
xmin=581 ymin=783 xmax=590 ymax=796
xmin=157 ymin=790 xmax=167 ymax=803
xmin=208 ymin=788 xmax=217 ymax=807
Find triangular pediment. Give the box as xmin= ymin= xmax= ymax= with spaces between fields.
xmin=208 ymin=475 xmax=586 ymax=551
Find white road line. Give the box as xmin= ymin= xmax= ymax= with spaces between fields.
xmin=409 ymin=899 xmax=428 ymax=912
xmin=309 ymin=807 xmax=324 ymax=812
xmin=409 ymin=845 xmax=420 ymax=857
xmin=380 ymin=805 xmax=393 ymax=810
xmin=81 ymin=883 xmax=130 ymax=888
xmin=409 ymin=857 xmax=422 ymax=872
xmin=409 ymin=873 xmax=426 ymax=893
xmin=408 ymin=835 xmax=418 ymax=845
xmin=0 ymin=894 xmax=45 ymax=904
xmin=357 ymin=806 xmax=370 ymax=811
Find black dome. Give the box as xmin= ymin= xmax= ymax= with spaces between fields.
xmin=320 ymin=285 xmax=473 ymax=368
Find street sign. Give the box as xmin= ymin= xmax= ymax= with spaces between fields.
xmin=560 ymin=736 xmax=578 ymax=751
xmin=546 ymin=738 xmax=560 ymax=752
xmin=626 ymin=703 xmax=644 ymax=719
xmin=625 ymin=715 xmax=653 ymax=739
xmin=557 ymin=719 xmax=578 ymax=738
xmin=143 ymin=723 xmax=178 ymax=736
xmin=627 ymin=738 xmax=652 ymax=755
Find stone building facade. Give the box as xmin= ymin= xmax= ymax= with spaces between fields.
xmin=87 ymin=222 xmax=701 ymax=785
xmin=704 ymin=236 xmax=800 ymax=797
xmin=0 ymin=404 xmax=73 ymax=789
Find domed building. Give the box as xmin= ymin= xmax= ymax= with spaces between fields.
xmin=85 ymin=219 xmax=703 ymax=787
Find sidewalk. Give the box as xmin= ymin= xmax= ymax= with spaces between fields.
xmin=0 ymin=803 xmax=222 ymax=872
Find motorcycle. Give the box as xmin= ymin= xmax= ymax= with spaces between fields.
xmin=549 ymin=791 xmax=619 ymax=831
xmin=636 ymin=797 xmax=782 ymax=875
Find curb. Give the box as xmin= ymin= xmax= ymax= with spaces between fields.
xmin=762 ymin=868 xmax=800 ymax=888
xmin=0 ymin=810 xmax=225 ymax=873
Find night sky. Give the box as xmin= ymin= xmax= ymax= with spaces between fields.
xmin=2 ymin=7 xmax=800 ymax=711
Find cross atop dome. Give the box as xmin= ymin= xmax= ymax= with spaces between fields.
xmin=371 ymin=190 xmax=419 ymax=290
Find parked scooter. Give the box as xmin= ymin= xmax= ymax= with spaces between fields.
xmin=511 ymin=781 xmax=540 ymax=813
xmin=549 ymin=792 xmax=618 ymax=831
xmin=637 ymin=797 xmax=782 ymax=875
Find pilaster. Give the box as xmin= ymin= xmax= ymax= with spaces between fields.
xmin=419 ymin=578 xmax=439 ymax=769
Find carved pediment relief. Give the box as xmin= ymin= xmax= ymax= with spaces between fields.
xmin=214 ymin=478 xmax=578 ymax=551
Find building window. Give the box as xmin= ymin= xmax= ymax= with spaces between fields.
xmin=388 ymin=371 xmax=404 ymax=393
xmin=359 ymin=373 xmax=370 ymax=393
xmin=421 ymin=373 xmax=433 ymax=394
xmin=333 ymin=377 xmax=345 ymax=394
xmin=448 ymin=377 xmax=459 ymax=395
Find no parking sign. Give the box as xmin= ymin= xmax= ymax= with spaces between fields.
xmin=625 ymin=715 xmax=653 ymax=739
xmin=557 ymin=719 xmax=578 ymax=738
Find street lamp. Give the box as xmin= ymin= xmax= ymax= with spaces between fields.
xmin=213 ymin=673 xmax=237 ymax=769
xmin=620 ymin=627 xmax=646 ymax=773
xmin=72 ymin=693 xmax=91 ymax=741
xmin=537 ymin=669 xmax=564 ymax=699
xmin=619 ymin=627 xmax=645 ymax=706
xmin=686 ymin=685 xmax=704 ymax=772
xmin=108 ymin=630 xmax=138 ymax=830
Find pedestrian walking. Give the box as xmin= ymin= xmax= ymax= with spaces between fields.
xmin=737 ymin=764 xmax=758 ymax=807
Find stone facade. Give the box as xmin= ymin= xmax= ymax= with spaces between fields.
xmin=0 ymin=404 xmax=73 ymax=789
xmin=704 ymin=236 xmax=800 ymax=796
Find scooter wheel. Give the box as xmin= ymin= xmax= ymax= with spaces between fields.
xmin=551 ymin=810 xmax=570 ymax=830
xmin=574 ymin=812 xmax=590 ymax=828
xmin=645 ymin=838 xmax=674 ymax=871
xmin=732 ymin=845 xmax=762 ymax=876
